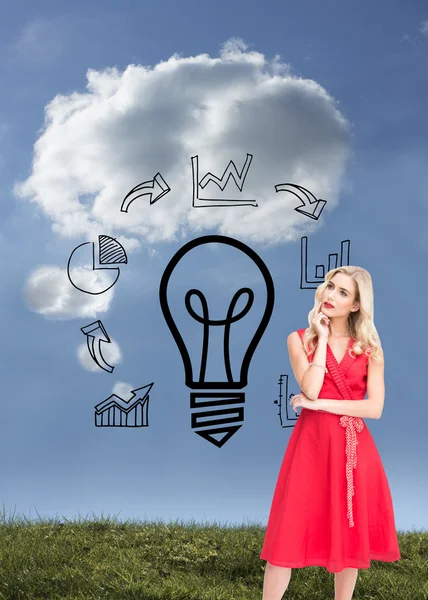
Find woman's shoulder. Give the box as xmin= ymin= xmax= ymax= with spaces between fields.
xmin=288 ymin=328 xmax=308 ymax=343
xmin=295 ymin=327 xmax=307 ymax=338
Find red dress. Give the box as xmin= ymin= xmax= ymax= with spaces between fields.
xmin=259 ymin=328 xmax=401 ymax=573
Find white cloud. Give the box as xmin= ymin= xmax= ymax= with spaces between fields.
xmin=7 ymin=16 xmax=65 ymax=66
xmin=14 ymin=38 xmax=351 ymax=250
xmin=401 ymin=19 xmax=428 ymax=45
xmin=24 ymin=265 xmax=114 ymax=319
xmin=77 ymin=338 xmax=122 ymax=372
xmin=111 ymin=381 xmax=134 ymax=399
xmin=419 ymin=20 xmax=428 ymax=36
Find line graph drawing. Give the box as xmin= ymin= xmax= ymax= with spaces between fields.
xmin=94 ymin=383 xmax=153 ymax=427
xmin=191 ymin=153 xmax=258 ymax=208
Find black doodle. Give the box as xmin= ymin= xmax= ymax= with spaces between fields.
xmin=99 ymin=235 xmax=127 ymax=264
xmin=67 ymin=235 xmax=128 ymax=295
xmin=80 ymin=320 xmax=114 ymax=373
xmin=159 ymin=234 xmax=274 ymax=448
xmin=300 ymin=236 xmax=350 ymax=289
xmin=191 ymin=153 xmax=258 ymax=207
xmin=120 ymin=173 xmax=170 ymax=212
xmin=94 ymin=383 xmax=153 ymax=427
xmin=274 ymin=374 xmax=299 ymax=428
xmin=275 ymin=183 xmax=327 ymax=220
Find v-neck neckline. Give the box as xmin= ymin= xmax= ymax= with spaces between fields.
xmin=327 ymin=336 xmax=353 ymax=366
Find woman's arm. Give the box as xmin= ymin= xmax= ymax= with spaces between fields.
xmin=366 ymin=347 xmax=385 ymax=418
xmin=309 ymin=347 xmax=385 ymax=419
xmin=315 ymin=398 xmax=379 ymax=419
xmin=288 ymin=332 xmax=327 ymax=400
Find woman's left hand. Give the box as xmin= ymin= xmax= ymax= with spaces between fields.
xmin=290 ymin=392 xmax=319 ymax=413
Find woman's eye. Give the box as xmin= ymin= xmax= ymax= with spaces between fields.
xmin=327 ymin=283 xmax=346 ymax=296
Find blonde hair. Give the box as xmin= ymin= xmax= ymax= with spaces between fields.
xmin=302 ymin=266 xmax=383 ymax=363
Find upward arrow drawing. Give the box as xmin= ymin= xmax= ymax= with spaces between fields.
xmin=81 ymin=320 xmax=114 ymax=373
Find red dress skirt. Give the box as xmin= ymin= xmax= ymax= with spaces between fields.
xmin=259 ymin=328 xmax=401 ymax=573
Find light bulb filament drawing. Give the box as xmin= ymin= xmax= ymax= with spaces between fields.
xmin=184 ymin=287 xmax=254 ymax=383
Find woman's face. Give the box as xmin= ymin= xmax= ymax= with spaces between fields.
xmin=321 ymin=273 xmax=359 ymax=317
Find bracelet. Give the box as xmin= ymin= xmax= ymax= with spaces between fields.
xmin=309 ymin=363 xmax=327 ymax=373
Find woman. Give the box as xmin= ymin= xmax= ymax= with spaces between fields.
xmin=259 ymin=266 xmax=401 ymax=600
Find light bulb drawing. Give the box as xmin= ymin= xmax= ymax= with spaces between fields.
xmin=159 ymin=234 xmax=274 ymax=448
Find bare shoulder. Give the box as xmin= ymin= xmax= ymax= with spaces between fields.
xmin=287 ymin=330 xmax=309 ymax=361
xmin=368 ymin=343 xmax=384 ymax=361
xmin=368 ymin=345 xmax=385 ymax=375
xmin=287 ymin=330 xmax=310 ymax=390
xmin=287 ymin=330 xmax=300 ymax=343
xmin=287 ymin=330 xmax=304 ymax=350
xmin=287 ymin=329 xmax=305 ymax=342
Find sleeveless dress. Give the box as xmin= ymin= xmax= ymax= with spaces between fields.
xmin=259 ymin=328 xmax=401 ymax=573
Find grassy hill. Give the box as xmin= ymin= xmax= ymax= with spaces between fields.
xmin=0 ymin=510 xmax=425 ymax=599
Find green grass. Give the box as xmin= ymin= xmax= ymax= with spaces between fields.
xmin=0 ymin=505 xmax=426 ymax=600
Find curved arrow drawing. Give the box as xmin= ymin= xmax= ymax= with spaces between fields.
xmin=274 ymin=183 xmax=327 ymax=220
xmin=121 ymin=173 xmax=170 ymax=212
xmin=81 ymin=320 xmax=114 ymax=373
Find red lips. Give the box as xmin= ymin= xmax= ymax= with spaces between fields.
xmin=324 ymin=302 xmax=334 ymax=308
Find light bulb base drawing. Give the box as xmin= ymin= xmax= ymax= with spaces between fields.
xmin=190 ymin=392 xmax=245 ymax=448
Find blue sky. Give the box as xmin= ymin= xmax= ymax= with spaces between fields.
xmin=0 ymin=0 xmax=426 ymax=536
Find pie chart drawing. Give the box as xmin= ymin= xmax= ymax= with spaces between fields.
xmin=67 ymin=235 xmax=128 ymax=295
